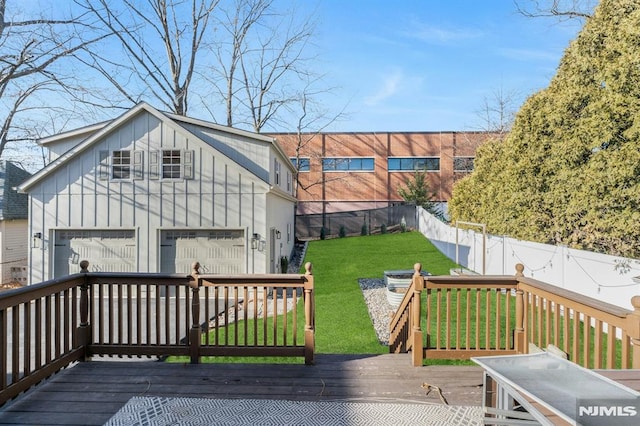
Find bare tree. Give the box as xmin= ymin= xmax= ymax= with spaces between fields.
xmin=514 ymin=0 xmax=596 ymax=20
xmin=289 ymin=82 xmax=349 ymax=197
xmin=206 ymin=0 xmax=270 ymax=127
xmin=474 ymin=86 xmax=520 ymax=139
xmin=206 ymin=0 xmax=317 ymax=132
xmin=0 ymin=0 xmax=103 ymax=167
xmin=74 ymin=0 xmax=219 ymax=116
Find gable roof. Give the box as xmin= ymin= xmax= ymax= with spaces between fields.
xmin=0 ymin=161 xmax=32 ymax=220
xmin=18 ymin=102 xmax=291 ymax=193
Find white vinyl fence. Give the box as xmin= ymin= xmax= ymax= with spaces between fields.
xmin=417 ymin=207 xmax=640 ymax=310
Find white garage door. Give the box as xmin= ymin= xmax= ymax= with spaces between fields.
xmin=160 ymin=230 xmax=245 ymax=274
xmin=53 ymin=230 xmax=136 ymax=278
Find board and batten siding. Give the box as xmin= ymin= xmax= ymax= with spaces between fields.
xmin=0 ymin=219 xmax=28 ymax=284
xmin=27 ymin=110 xmax=289 ymax=283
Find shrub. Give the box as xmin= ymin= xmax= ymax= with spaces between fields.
xmin=381 ymin=223 xmax=387 ymax=234
xmin=339 ymin=225 xmax=346 ymax=238
xmin=361 ymin=222 xmax=368 ymax=236
xmin=320 ymin=227 xmax=326 ymax=240
xmin=280 ymin=256 xmax=289 ymax=273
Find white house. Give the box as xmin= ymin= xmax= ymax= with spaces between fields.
xmin=18 ymin=103 xmax=297 ymax=284
xmin=0 ymin=161 xmax=32 ymax=285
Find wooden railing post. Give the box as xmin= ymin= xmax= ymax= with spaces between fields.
xmin=189 ymin=262 xmax=201 ymax=364
xmin=514 ymin=263 xmax=525 ymax=354
xmin=77 ymin=260 xmax=91 ymax=361
xmin=411 ymin=263 xmax=424 ymax=367
xmin=629 ymin=296 xmax=640 ymax=369
xmin=303 ymin=262 xmax=315 ymax=365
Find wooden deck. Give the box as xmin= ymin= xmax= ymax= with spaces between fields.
xmin=0 ymin=354 xmax=484 ymax=426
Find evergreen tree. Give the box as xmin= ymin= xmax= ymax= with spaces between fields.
xmin=450 ymin=0 xmax=640 ymax=257
xmin=398 ymin=171 xmax=444 ymax=220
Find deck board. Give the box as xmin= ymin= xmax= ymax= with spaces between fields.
xmin=0 ymin=354 xmax=484 ymax=426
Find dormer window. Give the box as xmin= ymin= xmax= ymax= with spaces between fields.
xmin=162 ymin=150 xmax=182 ymax=179
xmin=99 ymin=150 xmax=143 ymax=181
xmin=149 ymin=149 xmax=194 ymax=180
xmin=112 ymin=150 xmax=131 ymax=179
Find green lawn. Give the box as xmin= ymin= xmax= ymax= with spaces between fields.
xmin=304 ymin=231 xmax=458 ymax=354
xmin=170 ymin=231 xmax=626 ymax=368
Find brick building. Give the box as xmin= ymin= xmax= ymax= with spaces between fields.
xmin=273 ymin=131 xmax=493 ymax=215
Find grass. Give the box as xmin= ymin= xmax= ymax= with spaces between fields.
xmin=167 ymin=231 xmax=459 ymax=363
xmin=305 ymin=231 xmax=458 ymax=354
xmin=168 ymin=231 xmax=626 ymax=367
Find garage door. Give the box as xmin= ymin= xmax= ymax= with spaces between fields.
xmin=53 ymin=230 xmax=136 ymax=278
xmin=160 ymin=230 xmax=245 ymax=274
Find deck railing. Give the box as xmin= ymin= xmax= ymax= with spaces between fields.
xmin=390 ymin=263 xmax=640 ymax=368
xmin=1 ymin=260 xmax=314 ymax=405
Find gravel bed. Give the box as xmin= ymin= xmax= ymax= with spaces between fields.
xmin=359 ymin=278 xmax=395 ymax=346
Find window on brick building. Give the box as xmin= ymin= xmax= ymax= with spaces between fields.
xmin=388 ymin=157 xmax=440 ymax=171
xmin=322 ymin=157 xmax=374 ymax=171
xmin=290 ymin=157 xmax=310 ymax=172
xmin=454 ymin=157 xmax=474 ymax=172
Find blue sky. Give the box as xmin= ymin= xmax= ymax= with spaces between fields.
xmin=314 ymin=1 xmax=586 ymax=132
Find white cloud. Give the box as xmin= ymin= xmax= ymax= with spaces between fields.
xmin=363 ymin=70 xmax=403 ymax=106
xmin=403 ymin=20 xmax=483 ymax=44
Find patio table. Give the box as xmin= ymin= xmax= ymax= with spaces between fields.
xmin=472 ymin=352 xmax=640 ymax=425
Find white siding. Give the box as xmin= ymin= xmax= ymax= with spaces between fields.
xmin=27 ymin=110 xmax=292 ymax=282
xmin=0 ymin=219 xmax=28 ymax=284
xmin=266 ymin=191 xmax=295 ymax=272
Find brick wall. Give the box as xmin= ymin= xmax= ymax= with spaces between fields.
xmin=273 ymin=131 xmax=494 ymax=214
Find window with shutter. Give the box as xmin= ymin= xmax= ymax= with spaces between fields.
xmin=112 ymin=150 xmax=131 ymax=179
xmin=133 ymin=150 xmax=144 ymax=180
xmin=99 ymin=151 xmax=109 ymax=180
xmin=182 ymin=150 xmax=194 ymax=179
xmin=160 ymin=149 xmax=195 ymax=179
xmin=149 ymin=151 xmax=159 ymax=180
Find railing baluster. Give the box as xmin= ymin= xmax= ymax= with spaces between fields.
xmin=465 ymin=289 xmax=471 ymax=350
xmin=272 ymin=287 xmax=278 ymax=346
xmin=262 ymin=286 xmax=267 ymax=346
xmin=214 ymin=286 xmax=219 ymax=346
xmin=505 ymin=289 xmax=511 ymax=350
xmin=63 ymin=290 xmax=69 ymax=354
xmin=24 ymin=302 xmax=31 ymax=375
xmin=436 ymin=288 xmax=442 ymax=349
xmin=594 ymin=319 xmax=603 ymax=369
xmin=583 ymin=314 xmax=592 ymax=367
xmin=495 ymin=289 xmax=501 ymax=350
xmin=544 ymin=298 xmax=551 ymax=348
xmin=563 ymin=304 xmax=570 ymax=355
xmin=484 ymin=289 xmax=490 ymax=350
xmin=204 ymin=286 xmax=210 ymax=346
xmin=293 ymin=286 xmax=298 ymax=346
xmin=553 ymin=301 xmax=560 ymax=348
xmin=243 ymin=286 xmax=249 ymax=346
xmin=606 ymin=325 xmax=616 ymax=369
xmin=476 ymin=289 xmax=481 ymax=350
xmin=253 ymin=286 xmax=258 ymax=346
xmin=224 ymin=286 xmax=229 ymax=346
xmin=455 ymin=288 xmax=461 ymax=350
xmin=11 ymin=306 xmax=19 ymax=383
xmin=234 ymin=286 xmax=239 ymax=346
xmin=35 ymin=299 xmax=42 ymax=368
xmin=0 ymin=308 xmax=6 ymax=389
xmin=572 ymin=310 xmax=579 ymax=364
xmin=124 ymin=284 xmax=131 ymax=346
xmin=45 ymin=295 xmax=51 ymax=364
xmin=136 ymin=285 xmax=142 ymax=345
